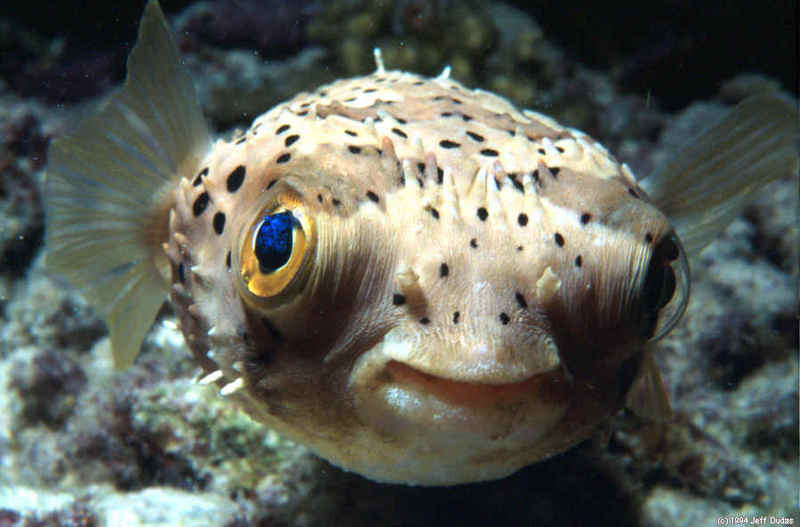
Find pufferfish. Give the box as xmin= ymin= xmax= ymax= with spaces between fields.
xmin=44 ymin=1 xmax=798 ymax=485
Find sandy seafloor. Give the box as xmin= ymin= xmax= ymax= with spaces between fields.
xmin=0 ymin=1 xmax=797 ymax=525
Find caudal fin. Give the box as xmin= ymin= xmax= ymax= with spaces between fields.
xmin=641 ymin=93 xmax=798 ymax=257
xmin=45 ymin=0 xmax=210 ymax=368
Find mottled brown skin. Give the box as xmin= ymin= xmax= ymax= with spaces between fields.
xmin=164 ymin=69 xmax=683 ymax=484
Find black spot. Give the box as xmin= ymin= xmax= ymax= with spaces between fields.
xmin=261 ymin=317 xmax=284 ymax=343
xmin=480 ymin=149 xmax=499 ymax=157
xmin=267 ymin=179 xmax=278 ymax=190
xmin=466 ymin=131 xmax=485 ymax=142
xmin=393 ymin=293 xmax=406 ymax=306
xmin=226 ymin=165 xmax=246 ymax=193
xmin=477 ymin=207 xmax=488 ymax=221
xmin=317 ymin=194 xmax=323 ymax=203
xmin=178 ymin=262 xmax=186 ymax=283
xmin=297 ymin=110 xmax=309 ymax=117
xmin=276 ymin=153 xmax=291 ymax=164
xmin=275 ymin=124 xmax=290 ymax=135
xmin=430 ymin=208 xmax=440 ymax=219
xmin=439 ymin=140 xmax=460 ymax=149
xmin=499 ymin=313 xmax=510 ymax=325
xmin=285 ymin=134 xmax=300 ymax=147
xmin=364 ymin=88 xmax=377 ymax=93
xmin=193 ymin=167 xmax=208 ymax=187
xmin=550 ymin=167 xmax=560 ymax=178
xmin=575 ymin=255 xmax=583 ymax=267
xmin=366 ymin=190 xmax=380 ymax=203
xmin=645 ymin=233 xmax=654 ymax=244
xmin=193 ymin=192 xmax=209 ymax=216
xmin=532 ymin=171 xmax=542 ymax=186
xmin=556 ymin=146 xmax=565 ymax=153
xmin=436 ymin=167 xmax=444 ymax=184
xmin=440 ymin=263 xmax=449 ymax=278
xmin=508 ymin=173 xmax=524 ymax=194
xmin=441 ymin=112 xmax=453 ymax=118
xmin=420 ymin=317 xmax=430 ymax=325
xmin=470 ymin=238 xmax=478 ymax=248
xmin=345 ymin=130 xmax=357 ymax=137
xmin=235 ymin=136 xmax=246 ymax=145
xmin=494 ymin=177 xmax=502 ymax=190
xmin=580 ymin=213 xmax=591 ymax=225
xmin=537 ymin=148 xmax=546 ymax=155
xmin=554 ymin=233 xmax=565 ymax=247
xmin=413 ymin=80 xmax=425 ymax=86
xmin=395 ymin=117 xmax=408 ymax=125
xmin=226 ymin=251 xmax=232 ymax=268
xmin=515 ymin=292 xmax=528 ymax=309
xmin=461 ymin=114 xmax=473 ymax=122
xmin=517 ymin=245 xmax=524 ymax=252
xmin=332 ymin=198 xmax=341 ymax=207
xmin=628 ymin=188 xmax=639 ymax=198
xmin=453 ymin=311 xmax=460 ymax=324
xmin=392 ymin=128 xmax=408 ymax=138
xmin=517 ymin=213 xmax=528 ymax=226
xmin=213 ymin=212 xmax=226 ymax=235
xmin=348 ymin=145 xmax=362 ymax=154
xmin=451 ymin=97 xmax=462 ymax=105
xmin=417 ymin=162 xmax=426 ymax=173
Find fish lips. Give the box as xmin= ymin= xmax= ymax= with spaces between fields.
xmin=348 ymin=326 xmax=573 ymax=444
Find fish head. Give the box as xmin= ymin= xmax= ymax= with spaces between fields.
xmin=212 ymin=137 xmax=689 ymax=484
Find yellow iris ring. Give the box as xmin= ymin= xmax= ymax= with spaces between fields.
xmin=239 ymin=196 xmax=314 ymax=299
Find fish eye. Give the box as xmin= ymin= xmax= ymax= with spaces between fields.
xmin=237 ymin=196 xmax=315 ymax=302
xmin=255 ymin=211 xmax=295 ymax=272
xmin=640 ymin=233 xmax=690 ymax=340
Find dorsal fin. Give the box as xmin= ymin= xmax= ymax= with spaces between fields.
xmin=45 ymin=0 xmax=211 ymax=368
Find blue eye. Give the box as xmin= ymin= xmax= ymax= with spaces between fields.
xmin=255 ymin=211 xmax=295 ymax=272
xmin=239 ymin=200 xmax=313 ymax=299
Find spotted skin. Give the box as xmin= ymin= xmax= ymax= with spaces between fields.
xmin=165 ymin=68 xmax=678 ymax=485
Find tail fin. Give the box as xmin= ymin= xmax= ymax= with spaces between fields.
xmin=45 ymin=0 xmax=210 ymax=368
xmin=641 ymin=93 xmax=799 ymax=257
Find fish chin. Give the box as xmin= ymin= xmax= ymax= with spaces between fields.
xmin=346 ymin=328 xmax=573 ymax=483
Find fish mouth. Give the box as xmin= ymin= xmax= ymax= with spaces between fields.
xmin=349 ymin=328 xmax=573 ymax=443
xmin=384 ymin=360 xmax=566 ymax=408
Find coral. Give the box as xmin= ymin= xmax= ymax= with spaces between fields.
xmin=0 ymin=112 xmax=45 ymax=278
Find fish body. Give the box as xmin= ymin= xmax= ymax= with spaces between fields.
xmin=44 ymin=2 xmax=798 ymax=485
